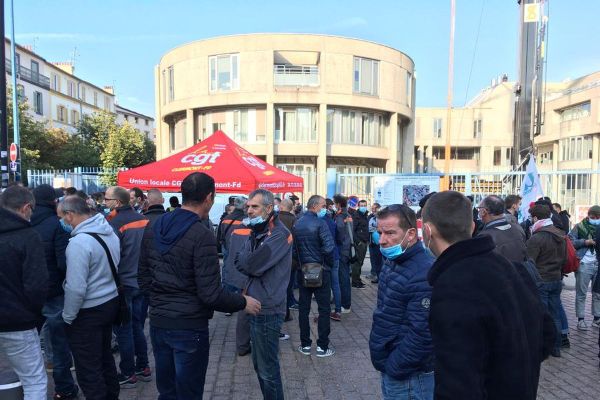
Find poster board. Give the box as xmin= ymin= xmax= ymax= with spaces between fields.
xmin=373 ymin=175 xmax=441 ymax=210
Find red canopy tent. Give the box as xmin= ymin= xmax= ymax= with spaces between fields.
xmin=117 ymin=131 xmax=304 ymax=193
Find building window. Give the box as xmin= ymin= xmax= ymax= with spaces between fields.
xmin=209 ymin=54 xmax=239 ymax=92
xmin=559 ymin=102 xmax=591 ymax=122
xmin=67 ymin=81 xmax=76 ymax=97
xmin=51 ymin=73 xmax=60 ymax=91
xmin=168 ymin=66 xmax=174 ymax=101
xmin=233 ymin=110 xmax=248 ymax=142
xmin=16 ymin=84 xmax=24 ymax=100
xmin=15 ymin=53 xmax=20 ymax=69
xmin=80 ymin=85 xmax=86 ymax=102
xmin=433 ymin=146 xmax=480 ymax=161
xmin=353 ymin=57 xmax=379 ymax=96
xmin=134 ymin=117 xmax=139 ymax=124
xmin=493 ymin=148 xmax=502 ymax=166
xmin=145 ymin=119 xmax=149 ymax=126
xmin=57 ymin=105 xmax=67 ymax=123
xmin=33 ymin=91 xmax=43 ymax=115
xmin=30 ymin=60 xmax=39 ymax=80
xmin=275 ymin=107 xmax=317 ymax=143
xmin=433 ymin=118 xmax=443 ymax=138
xmin=326 ymin=108 xmax=386 ymax=146
xmin=560 ymin=135 xmax=593 ymax=161
xmin=473 ymin=119 xmax=482 ymax=138
xmin=71 ymin=109 xmax=79 ymax=125
xmin=94 ymin=91 xmax=98 ymax=106
xmin=104 ymin=96 xmax=111 ymax=111
xmin=539 ymin=150 xmax=553 ymax=165
xmin=169 ymin=124 xmax=175 ymax=150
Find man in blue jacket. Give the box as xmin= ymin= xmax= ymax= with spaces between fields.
xmin=293 ymin=195 xmax=335 ymax=357
xmin=369 ymin=204 xmax=435 ymax=400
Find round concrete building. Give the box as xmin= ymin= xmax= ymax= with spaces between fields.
xmin=154 ymin=33 xmax=416 ymax=196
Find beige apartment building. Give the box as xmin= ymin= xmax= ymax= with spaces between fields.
xmin=154 ymin=33 xmax=416 ymax=196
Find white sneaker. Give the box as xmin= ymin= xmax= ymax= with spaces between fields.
xmin=341 ymin=307 xmax=351 ymax=314
xmin=316 ymin=346 xmax=335 ymax=358
xmin=577 ymin=319 xmax=589 ymax=331
xmin=592 ymin=319 xmax=600 ymax=328
xmin=279 ymin=332 xmax=290 ymax=341
xmin=298 ymin=345 xmax=311 ymax=356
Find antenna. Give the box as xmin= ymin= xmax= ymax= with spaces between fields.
xmin=33 ymin=36 xmax=39 ymax=52
xmin=70 ymin=46 xmax=79 ymax=68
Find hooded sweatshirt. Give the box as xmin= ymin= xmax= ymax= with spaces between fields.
xmin=526 ymin=224 xmax=567 ymax=282
xmin=153 ymin=208 xmax=200 ymax=254
xmin=62 ymin=213 xmax=120 ymax=324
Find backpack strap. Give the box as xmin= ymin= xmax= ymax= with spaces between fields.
xmin=84 ymin=232 xmax=121 ymax=287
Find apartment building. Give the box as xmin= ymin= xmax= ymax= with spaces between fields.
xmin=116 ymin=104 xmax=155 ymax=140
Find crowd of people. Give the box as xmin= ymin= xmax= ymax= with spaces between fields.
xmin=1 ymin=174 xmax=600 ymax=400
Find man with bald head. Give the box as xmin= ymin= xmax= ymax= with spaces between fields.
xmin=143 ymin=189 xmax=166 ymax=226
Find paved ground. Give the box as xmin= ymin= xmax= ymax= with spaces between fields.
xmin=39 ymin=262 xmax=600 ymax=399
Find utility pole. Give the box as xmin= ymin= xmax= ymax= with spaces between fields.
xmin=442 ymin=0 xmax=456 ymax=190
xmin=0 ymin=1 xmax=9 ymax=188
xmin=10 ymin=0 xmax=20 ymax=182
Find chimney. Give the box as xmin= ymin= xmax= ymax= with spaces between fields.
xmin=501 ymin=73 xmax=509 ymax=82
xmin=103 ymin=86 xmax=114 ymax=95
xmin=23 ymin=45 xmax=33 ymax=52
xmin=52 ymin=62 xmax=74 ymax=75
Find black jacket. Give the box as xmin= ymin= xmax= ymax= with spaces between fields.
xmin=143 ymin=205 xmax=166 ymax=226
xmin=0 ymin=208 xmax=48 ymax=332
xmin=138 ymin=208 xmax=246 ymax=329
xmin=477 ymin=217 xmax=527 ymax=263
xmin=353 ymin=210 xmax=370 ymax=243
xmin=292 ymin=211 xmax=335 ymax=268
xmin=428 ymin=235 xmax=552 ymax=400
xmin=30 ymin=203 xmax=70 ymax=299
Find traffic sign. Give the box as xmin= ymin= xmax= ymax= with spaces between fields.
xmin=9 ymin=143 xmax=18 ymax=162
xmin=9 ymin=162 xmax=17 ymax=172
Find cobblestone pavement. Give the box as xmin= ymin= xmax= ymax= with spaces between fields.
xmin=44 ymin=265 xmax=600 ymax=399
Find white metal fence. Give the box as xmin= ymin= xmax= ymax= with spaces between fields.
xmin=26 ymin=167 xmax=121 ymax=194
xmin=336 ymin=170 xmax=600 ymax=218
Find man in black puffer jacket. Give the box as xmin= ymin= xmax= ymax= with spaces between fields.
xmin=31 ymin=185 xmax=79 ymax=399
xmin=0 ymin=185 xmax=49 ymax=398
xmin=138 ymin=173 xmax=261 ymax=400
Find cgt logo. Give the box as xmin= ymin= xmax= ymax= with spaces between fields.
xmin=242 ymin=156 xmax=265 ymax=170
xmin=181 ymin=152 xmax=221 ymax=166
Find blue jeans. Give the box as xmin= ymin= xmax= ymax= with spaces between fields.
xmin=250 ymin=314 xmax=284 ymax=400
xmin=42 ymin=295 xmax=76 ymax=395
xmin=150 ymin=326 xmax=210 ymax=400
xmin=0 ymin=328 xmax=47 ymax=399
xmin=331 ymin=260 xmax=342 ymax=313
xmin=381 ymin=372 xmax=434 ymax=400
xmin=287 ymin=269 xmax=298 ymax=308
xmin=539 ymin=280 xmax=562 ymax=352
xmin=558 ymin=297 xmax=569 ymax=334
xmin=339 ymin=256 xmax=351 ymax=309
xmin=114 ymin=287 xmax=149 ymax=376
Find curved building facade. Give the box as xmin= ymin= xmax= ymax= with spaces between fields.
xmin=155 ymin=34 xmax=416 ymax=196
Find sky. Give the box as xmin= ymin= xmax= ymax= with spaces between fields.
xmin=11 ymin=0 xmax=600 ymax=118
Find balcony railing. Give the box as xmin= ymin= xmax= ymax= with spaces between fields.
xmin=5 ymin=58 xmax=51 ymax=89
xmin=274 ymin=64 xmax=319 ymax=87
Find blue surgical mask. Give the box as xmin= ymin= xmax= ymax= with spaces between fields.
xmin=371 ymin=230 xmax=380 ymax=245
xmin=243 ymin=216 xmax=266 ymax=226
xmin=317 ymin=208 xmax=327 ymax=218
xmin=379 ymin=231 xmax=409 ymax=260
xmin=589 ymin=218 xmax=600 ymax=226
xmin=60 ymin=218 xmax=73 ymax=233
xmin=103 ymin=208 xmax=111 ymax=215
xmin=359 ymin=206 xmax=368 ymax=214
xmin=274 ymin=205 xmax=280 ymax=213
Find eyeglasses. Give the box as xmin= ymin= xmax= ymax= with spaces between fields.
xmin=104 ymin=198 xmax=118 ymax=201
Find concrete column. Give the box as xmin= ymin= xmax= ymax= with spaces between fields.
xmin=317 ymin=104 xmax=328 ymax=196
xmin=386 ymin=113 xmax=399 ymax=173
xmin=266 ymin=103 xmax=275 ymax=165
xmin=592 ymin=136 xmax=600 ymax=203
xmin=552 ymin=141 xmax=560 ymax=203
xmin=402 ymin=118 xmax=415 ymax=173
xmin=186 ymin=109 xmax=194 ymax=146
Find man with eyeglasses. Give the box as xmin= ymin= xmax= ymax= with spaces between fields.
xmin=0 ymin=185 xmax=49 ymax=399
xmin=369 ymin=204 xmax=435 ymax=399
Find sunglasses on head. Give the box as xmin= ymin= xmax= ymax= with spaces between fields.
xmin=385 ymin=204 xmax=415 ymax=230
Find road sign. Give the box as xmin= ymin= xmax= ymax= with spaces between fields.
xmin=9 ymin=161 xmax=17 ymax=172
xmin=9 ymin=143 xmax=18 ymax=162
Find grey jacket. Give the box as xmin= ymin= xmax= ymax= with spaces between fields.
xmin=63 ymin=213 xmax=119 ymax=324
xmin=235 ymin=217 xmax=292 ymax=316
xmin=477 ymin=217 xmax=527 ymax=263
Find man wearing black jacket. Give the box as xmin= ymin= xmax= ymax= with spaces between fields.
xmin=351 ymin=200 xmax=369 ymax=288
xmin=138 ymin=173 xmax=260 ymax=400
xmin=143 ymin=189 xmax=166 ymax=226
xmin=422 ymin=191 xmax=554 ymax=400
xmin=0 ymin=185 xmax=49 ymax=399
xmin=31 ymin=185 xmax=79 ymax=399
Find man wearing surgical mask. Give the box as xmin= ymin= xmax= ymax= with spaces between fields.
xmin=369 ymin=204 xmax=435 ymax=400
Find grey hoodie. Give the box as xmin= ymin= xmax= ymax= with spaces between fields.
xmin=62 ymin=213 xmax=120 ymax=324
